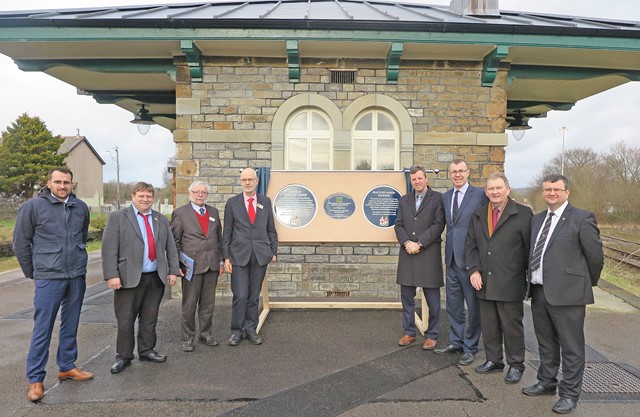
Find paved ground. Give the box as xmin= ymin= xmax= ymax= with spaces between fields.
xmin=1 ymin=255 xmax=639 ymax=417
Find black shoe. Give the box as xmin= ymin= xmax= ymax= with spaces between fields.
xmin=434 ymin=344 xmax=463 ymax=355
xmin=110 ymin=359 xmax=132 ymax=374
xmin=246 ymin=333 xmax=263 ymax=345
xmin=182 ymin=340 xmax=195 ymax=352
xmin=228 ymin=334 xmax=242 ymax=346
xmin=552 ymin=397 xmax=578 ymax=414
xmin=458 ymin=352 xmax=475 ymax=366
xmin=505 ymin=367 xmax=523 ymax=384
xmin=198 ymin=335 xmax=220 ymax=347
xmin=522 ymin=382 xmax=557 ymax=396
xmin=474 ymin=360 xmax=505 ymax=374
xmin=139 ymin=351 xmax=167 ymax=363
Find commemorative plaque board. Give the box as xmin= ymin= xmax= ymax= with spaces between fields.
xmin=266 ymin=171 xmax=406 ymax=242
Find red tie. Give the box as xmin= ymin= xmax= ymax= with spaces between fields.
xmin=492 ymin=207 xmax=500 ymax=233
xmin=248 ymin=197 xmax=256 ymax=224
xmin=139 ymin=212 xmax=156 ymax=261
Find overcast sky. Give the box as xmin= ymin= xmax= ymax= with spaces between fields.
xmin=1 ymin=0 xmax=639 ymax=188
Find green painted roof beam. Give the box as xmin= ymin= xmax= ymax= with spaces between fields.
xmin=286 ymin=39 xmax=299 ymax=83
xmin=507 ymin=100 xmax=575 ymax=112
xmin=180 ymin=40 xmax=202 ymax=82
xmin=508 ymin=65 xmax=640 ymax=84
xmin=387 ymin=42 xmax=403 ymax=84
xmin=482 ymin=45 xmax=508 ymax=87
xmin=90 ymin=90 xmax=176 ymax=105
xmin=15 ymin=58 xmax=175 ymax=73
xmin=3 ymin=27 xmax=640 ymax=52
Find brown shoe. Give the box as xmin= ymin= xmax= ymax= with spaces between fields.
xmin=398 ymin=335 xmax=416 ymax=346
xmin=58 ymin=367 xmax=94 ymax=381
xmin=27 ymin=382 xmax=44 ymax=402
xmin=422 ymin=338 xmax=437 ymax=350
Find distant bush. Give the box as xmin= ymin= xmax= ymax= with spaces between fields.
xmin=90 ymin=213 xmax=108 ymax=232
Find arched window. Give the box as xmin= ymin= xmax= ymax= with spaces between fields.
xmin=285 ymin=108 xmax=333 ymax=170
xmin=351 ymin=110 xmax=399 ymax=170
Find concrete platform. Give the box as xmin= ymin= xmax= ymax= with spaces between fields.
xmin=1 ymin=262 xmax=639 ymax=417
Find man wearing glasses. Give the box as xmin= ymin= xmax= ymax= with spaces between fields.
xmin=171 ymin=181 xmax=224 ymax=352
xmin=435 ymin=159 xmax=487 ymax=366
xmin=222 ymin=168 xmax=278 ymax=346
xmin=522 ymin=174 xmax=603 ymax=414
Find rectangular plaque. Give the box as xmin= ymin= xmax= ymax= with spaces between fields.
xmin=266 ymin=170 xmax=407 ymax=243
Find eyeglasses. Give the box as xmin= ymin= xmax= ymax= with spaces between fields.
xmin=189 ymin=190 xmax=209 ymax=195
xmin=449 ymin=169 xmax=468 ymax=175
xmin=542 ymin=188 xmax=567 ymax=194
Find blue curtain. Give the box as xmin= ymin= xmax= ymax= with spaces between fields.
xmin=403 ymin=168 xmax=414 ymax=195
xmin=256 ymin=167 xmax=271 ymax=195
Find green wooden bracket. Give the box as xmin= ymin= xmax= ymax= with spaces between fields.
xmin=286 ymin=40 xmax=300 ymax=83
xmin=180 ymin=40 xmax=202 ymax=82
xmin=482 ymin=45 xmax=509 ymax=87
xmin=387 ymin=42 xmax=404 ymax=84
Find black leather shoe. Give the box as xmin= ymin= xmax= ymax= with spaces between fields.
xmin=246 ymin=333 xmax=263 ymax=345
xmin=552 ymin=397 xmax=578 ymax=414
xmin=228 ymin=334 xmax=242 ymax=346
xmin=458 ymin=352 xmax=475 ymax=366
xmin=474 ymin=360 xmax=505 ymax=374
xmin=110 ymin=359 xmax=132 ymax=374
xmin=182 ymin=340 xmax=195 ymax=352
xmin=139 ymin=351 xmax=167 ymax=363
xmin=505 ymin=367 xmax=523 ymax=384
xmin=522 ymin=382 xmax=557 ymax=396
xmin=198 ymin=335 xmax=220 ymax=347
xmin=434 ymin=344 xmax=463 ymax=355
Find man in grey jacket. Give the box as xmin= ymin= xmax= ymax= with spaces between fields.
xmin=13 ymin=167 xmax=93 ymax=403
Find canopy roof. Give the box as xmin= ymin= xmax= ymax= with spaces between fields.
xmin=1 ymin=0 xmax=639 ymax=131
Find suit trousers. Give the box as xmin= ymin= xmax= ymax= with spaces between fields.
xmin=230 ymin=251 xmax=267 ymax=336
xmin=530 ymin=284 xmax=586 ymax=400
xmin=27 ymin=276 xmax=86 ymax=383
xmin=400 ymin=285 xmax=441 ymax=340
xmin=181 ymin=269 xmax=219 ymax=341
xmin=445 ymin=261 xmax=481 ymax=354
xmin=114 ymin=271 xmax=165 ymax=359
xmin=479 ymin=299 xmax=525 ymax=371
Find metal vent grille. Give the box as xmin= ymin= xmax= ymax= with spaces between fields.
xmin=326 ymin=290 xmax=351 ymax=297
xmin=582 ymin=362 xmax=640 ymax=394
xmin=330 ymin=70 xmax=356 ymax=84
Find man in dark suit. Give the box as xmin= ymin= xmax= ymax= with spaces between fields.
xmin=435 ymin=159 xmax=488 ymax=366
xmin=171 ymin=180 xmax=224 ymax=352
xmin=395 ymin=166 xmax=445 ymax=350
xmin=522 ymin=174 xmax=603 ymax=414
xmin=466 ymin=172 xmax=532 ymax=384
xmin=102 ymin=182 xmax=180 ymax=374
xmin=222 ymin=168 xmax=278 ymax=346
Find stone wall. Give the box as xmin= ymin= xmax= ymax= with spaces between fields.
xmin=173 ymin=56 xmax=508 ymax=298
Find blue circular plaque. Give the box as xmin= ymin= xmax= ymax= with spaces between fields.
xmin=362 ymin=185 xmax=402 ymax=228
xmin=274 ymin=184 xmax=317 ymax=228
xmin=323 ymin=193 xmax=356 ymax=220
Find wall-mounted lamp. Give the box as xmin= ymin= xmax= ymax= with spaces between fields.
xmin=505 ymin=110 xmax=532 ymax=141
xmin=130 ymin=104 xmax=155 ymax=135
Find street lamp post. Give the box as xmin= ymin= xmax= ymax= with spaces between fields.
xmin=560 ymin=126 xmax=568 ymax=175
xmin=114 ymin=146 xmax=121 ymax=210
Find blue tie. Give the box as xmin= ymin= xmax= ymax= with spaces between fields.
xmin=416 ymin=194 xmax=423 ymax=210
xmin=452 ymin=190 xmax=460 ymax=222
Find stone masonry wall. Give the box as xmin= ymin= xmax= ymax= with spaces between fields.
xmin=173 ymin=57 xmax=507 ymax=298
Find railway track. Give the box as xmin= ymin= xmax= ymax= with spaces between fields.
xmin=602 ymin=234 xmax=640 ymax=270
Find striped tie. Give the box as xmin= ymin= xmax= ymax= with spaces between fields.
xmin=530 ymin=212 xmax=554 ymax=272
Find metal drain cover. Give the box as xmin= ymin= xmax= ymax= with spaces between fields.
xmin=583 ymin=362 xmax=640 ymax=394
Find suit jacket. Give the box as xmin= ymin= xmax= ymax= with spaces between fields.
xmin=222 ymin=193 xmax=278 ymax=267
xmin=443 ymin=184 xmax=488 ymax=269
xmin=466 ymin=198 xmax=533 ymax=301
xmin=395 ymin=187 xmax=445 ymax=288
xmin=102 ymin=206 xmax=180 ymax=288
xmin=528 ymin=203 xmax=604 ymax=306
xmin=171 ymin=203 xmax=223 ymax=274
